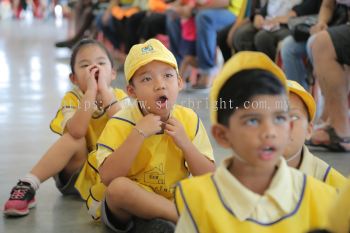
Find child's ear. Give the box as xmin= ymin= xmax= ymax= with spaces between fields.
xmin=126 ymin=84 xmax=137 ymax=99
xmin=305 ymin=122 xmax=313 ymax=140
xmin=211 ymin=124 xmax=232 ymax=149
xmin=69 ymin=73 xmax=77 ymax=85
xmin=178 ymin=75 xmax=184 ymax=90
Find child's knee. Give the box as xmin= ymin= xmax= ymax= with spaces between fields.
xmin=106 ymin=177 xmax=133 ymax=204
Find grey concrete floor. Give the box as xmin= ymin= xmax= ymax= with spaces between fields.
xmin=0 ymin=18 xmax=349 ymax=233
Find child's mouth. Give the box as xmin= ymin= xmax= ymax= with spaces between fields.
xmin=157 ymin=95 xmax=168 ymax=109
xmin=259 ymin=146 xmax=276 ymax=161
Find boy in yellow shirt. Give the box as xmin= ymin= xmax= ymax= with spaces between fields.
xmin=92 ymin=39 xmax=214 ymax=232
xmin=3 ymin=39 xmax=127 ymax=217
xmin=284 ymin=80 xmax=346 ymax=189
xmin=175 ymin=52 xmax=337 ymax=233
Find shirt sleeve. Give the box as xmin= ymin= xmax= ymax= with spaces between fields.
xmin=50 ymin=91 xmax=79 ymax=134
xmin=192 ymin=120 xmax=214 ymax=161
xmin=325 ymin=168 xmax=347 ymax=190
xmin=96 ymin=118 xmax=132 ymax=167
xmin=61 ymin=107 xmax=76 ymax=131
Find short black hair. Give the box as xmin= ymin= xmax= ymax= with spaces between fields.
xmin=217 ymin=69 xmax=287 ymax=126
xmin=70 ymin=38 xmax=115 ymax=74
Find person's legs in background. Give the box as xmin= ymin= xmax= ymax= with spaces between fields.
xmin=55 ymin=0 xmax=94 ymax=48
xmin=95 ymin=13 xmax=122 ymax=50
xmin=124 ymin=11 xmax=146 ymax=53
xmin=280 ymin=36 xmax=309 ymax=89
xmin=195 ymin=9 xmax=236 ymax=88
xmin=232 ymin=22 xmax=257 ymax=52
xmin=254 ymin=27 xmax=290 ymax=61
xmin=139 ymin=12 xmax=167 ymax=40
xmin=311 ymin=27 xmax=350 ymax=151
xmin=217 ymin=24 xmax=233 ymax=62
xmin=165 ymin=9 xmax=183 ymax=64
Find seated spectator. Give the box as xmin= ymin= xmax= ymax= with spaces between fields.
xmin=280 ymin=0 xmax=322 ymax=89
xmin=309 ymin=0 xmax=350 ymax=152
xmin=217 ymin=0 xmax=260 ymax=62
xmin=124 ymin=0 xmax=170 ymax=49
xmin=95 ymin=0 xmax=148 ymax=54
xmin=168 ymin=0 xmax=209 ymax=85
xmin=166 ymin=0 xmax=243 ymax=88
xmin=232 ymin=0 xmax=303 ymax=60
xmin=55 ymin=0 xmax=99 ymax=48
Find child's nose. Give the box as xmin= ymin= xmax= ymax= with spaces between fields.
xmin=261 ymin=121 xmax=277 ymax=140
xmin=154 ymin=78 xmax=166 ymax=91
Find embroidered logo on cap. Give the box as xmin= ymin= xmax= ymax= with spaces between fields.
xmin=141 ymin=45 xmax=154 ymax=54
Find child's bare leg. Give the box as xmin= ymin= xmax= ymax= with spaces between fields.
xmin=105 ymin=177 xmax=178 ymax=224
xmin=30 ymin=132 xmax=88 ymax=183
xmin=4 ymin=133 xmax=88 ymax=216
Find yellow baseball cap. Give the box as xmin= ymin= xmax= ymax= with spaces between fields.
xmin=210 ymin=51 xmax=288 ymax=124
xmin=287 ymin=80 xmax=316 ymax=121
xmin=124 ymin=39 xmax=178 ymax=82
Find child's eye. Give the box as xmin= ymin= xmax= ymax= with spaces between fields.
xmin=98 ymin=62 xmax=106 ymax=66
xmin=80 ymin=64 xmax=89 ymax=68
xmin=290 ymin=114 xmax=300 ymax=121
xmin=141 ymin=76 xmax=152 ymax=82
xmin=246 ymin=118 xmax=259 ymax=126
xmin=274 ymin=115 xmax=287 ymax=124
xmin=165 ymin=73 xmax=174 ymax=78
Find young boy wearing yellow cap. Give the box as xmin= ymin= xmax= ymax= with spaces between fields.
xmin=81 ymin=39 xmax=215 ymax=232
xmin=284 ymin=80 xmax=346 ymax=189
xmin=174 ymin=52 xmax=337 ymax=233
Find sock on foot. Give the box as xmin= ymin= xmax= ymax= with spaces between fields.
xmin=20 ymin=173 xmax=41 ymax=191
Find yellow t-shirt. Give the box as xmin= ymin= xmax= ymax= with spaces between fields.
xmin=299 ymin=145 xmax=346 ymax=189
xmin=76 ymin=102 xmax=214 ymax=220
xmin=175 ymin=157 xmax=337 ymax=233
xmin=97 ymin=102 xmax=214 ymax=199
xmin=328 ymin=179 xmax=350 ymax=233
xmin=50 ymin=87 xmax=128 ymax=152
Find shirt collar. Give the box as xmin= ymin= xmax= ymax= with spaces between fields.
xmin=298 ymin=145 xmax=313 ymax=174
xmin=214 ymin=157 xmax=294 ymax=221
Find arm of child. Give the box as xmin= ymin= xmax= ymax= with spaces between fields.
xmin=65 ymin=66 xmax=99 ymax=138
xmin=99 ymin=114 xmax=163 ymax=185
xmin=165 ymin=117 xmax=215 ymax=176
xmin=97 ymin=77 xmax=122 ymax=118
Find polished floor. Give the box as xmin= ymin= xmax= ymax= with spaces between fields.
xmin=0 ymin=18 xmax=349 ymax=233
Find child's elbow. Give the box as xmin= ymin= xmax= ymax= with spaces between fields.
xmin=66 ymin=126 xmax=86 ymax=140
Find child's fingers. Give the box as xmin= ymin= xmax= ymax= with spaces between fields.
xmin=164 ymin=129 xmax=175 ymax=136
xmin=166 ymin=117 xmax=178 ymax=126
xmin=165 ymin=123 xmax=176 ymax=132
